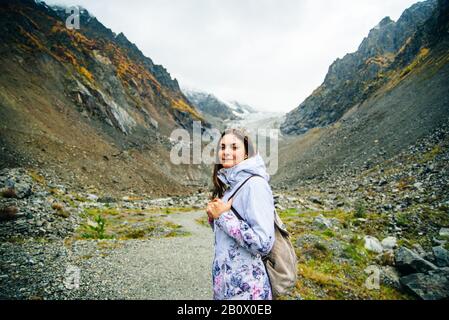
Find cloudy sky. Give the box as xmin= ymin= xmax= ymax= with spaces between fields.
xmin=46 ymin=0 xmax=420 ymax=112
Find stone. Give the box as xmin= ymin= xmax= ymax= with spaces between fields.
xmin=412 ymin=244 xmax=426 ymax=257
xmin=395 ymin=247 xmax=438 ymax=275
xmin=439 ymin=228 xmax=449 ymax=239
xmin=313 ymin=214 xmax=333 ymax=229
xmin=400 ymin=268 xmax=449 ymax=300
xmin=364 ymin=236 xmax=383 ymax=253
xmin=309 ymin=196 xmax=323 ymax=205
xmin=413 ymin=182 xmax=423 ymax=189
xmin=432 ymin=246 xmax=449 ymax=267
xmin=378 ymin=249 xmax=395 ymax=266
xmin=86 ymin=194 xmax=98 ymax=201
xmin=97 ymin=196 xmax=117 ymax=203
xmin=381 ymin=236 xmax=397 ymax=250
xmin=380 ymin=266 xmax=401 ymax=290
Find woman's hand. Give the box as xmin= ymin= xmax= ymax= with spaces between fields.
xmin=206 ymin=198 xmax=233 ymax=220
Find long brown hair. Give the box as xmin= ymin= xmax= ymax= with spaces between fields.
xmin=211 ymin=128 xmax=256 ymax=199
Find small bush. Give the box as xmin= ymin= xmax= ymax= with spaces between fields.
xmin=1 ymin=188 xmax=17 ymax=198
xmin=354 ymin=201 xmax=367 ymax=219
xmin=51 ymin=202 xmax=64 ymax=211
xmin=0 ymin=206 xmax=19 ymax=221
xmin=82 ymin=215 xmax=108 ymax=239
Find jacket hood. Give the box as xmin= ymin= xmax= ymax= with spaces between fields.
xmin=217 ymin=154 xmax=270 ymax=188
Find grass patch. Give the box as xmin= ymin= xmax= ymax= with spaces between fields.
xmin=195 ymin=216 xmax=210 ymax=227
xmin=28 ymin=169 xmax=46 ymax=185
xmin=74 ymin=207 xmax=191 ymax=240
xmin=418 ymin=145 xmax=442 ymax=164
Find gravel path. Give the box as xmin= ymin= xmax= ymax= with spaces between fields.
xmin=0 ymin=211 xmax=215 ymax=300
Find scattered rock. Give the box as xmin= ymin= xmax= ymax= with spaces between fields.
xmin=97 ymin=196 xmax=117 ymax=203
xmin=400 ymin=267 xmax=449 ymax=300
xmin=309 ymin=196 xmax=323 ymax=205
xmin=86 ymin=194 xmax=98 ymax=201
xmin=380 ymin=266 xmax=401 ymax=290
xmin=432 ymin=246 xmax=449 ymax=267
xmin=381 ymin=236 xmax=397 ymax=250
xmin=439 ymin=228 xmax=449 ymax=239
xmin=395 ymin=247 xmax=438 ymax=275
xmin=313 ymin=214 xmax=333 ymax=229
xmin=364 ymin=236 xmax=383 ymax=253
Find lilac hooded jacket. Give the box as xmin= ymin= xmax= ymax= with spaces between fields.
xmin=211 ymin=154 xmax=275 ymax=300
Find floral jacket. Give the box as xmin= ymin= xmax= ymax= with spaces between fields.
xmin=210 ymin=154 xmax=275 ymax=300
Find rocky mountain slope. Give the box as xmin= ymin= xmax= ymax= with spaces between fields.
xmin=275 ymin=0 xmax=449 ymax=184
xmin=0 ymin=0 xmax=210 ymax=196
xmin=281 ymin=0 xmax=440 ymax=135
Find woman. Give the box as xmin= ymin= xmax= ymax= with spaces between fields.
xmin=206 ymin=128 xmax=275 ymax=300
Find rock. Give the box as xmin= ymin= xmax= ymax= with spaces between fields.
xmin=400 ymin=268 xmax=449 ymax=300
xmin=381 ymin=236 xmax=397 ymax=250
xmin=378 ymin=250 xmax=395 ymax=266
xmin=439 ymin=228 xmax=449 ymax=239
xmin=86 ymin=194 xmax=98 ymax=201
xmin=432 ymin=237 xmax=447 ymax=246
xmin=413 ymin=182 xmax=423 ymax=189
xmin=364 ymin=236 xmax=383 ymax=253
xmin=309 ymin=196 xmax=323 ymax=205
xmin=313 ymin=214 xmax=335 ymax=229
xmin=97 ymin=196 xmax=117 ymax=203
xmin=275 ymin=204 xmax=285 ymax=211
xmin=380 ymin=266 xmax=401 ymax=290
xmin=432 ymin=246 xmax=449 ymax=267
xmin=412 ymin=244 xmax=426 ymax=257
xmin=395 ymin=247 xmax=438 ymax=275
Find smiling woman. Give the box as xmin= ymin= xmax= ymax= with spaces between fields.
xmin=206 ymin=128 xmax=276 ymax=300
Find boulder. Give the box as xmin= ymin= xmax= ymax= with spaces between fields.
xmin=432 ymin=246 xmax=449 ymax=267
xmin=400 ymin=268 xmax=449 ymax=300
xmin=381 ymin=236 xmax=397 ymax=250
xmin=439 ymin=228 xmax=449 ymax=239
xmin=364 ymin=236 xmax=383 ymax=253
xmin=380 ymin=266 xmax=401 ymax=290
xmin=395 ymin=247 xmax=438 ymax=275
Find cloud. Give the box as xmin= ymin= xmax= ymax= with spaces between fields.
xmin=45 ymin=0 xmax=420 ymax=112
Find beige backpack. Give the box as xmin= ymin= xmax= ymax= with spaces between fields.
xmin=229 ymin=175 xmax=298 ymax=299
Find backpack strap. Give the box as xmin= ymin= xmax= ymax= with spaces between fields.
xmin=228 ymin=174 xmax=264 ymax=201
xmin=228 ymin=174 xmax=264 ymax=221
xmin=229 ymin=176 xmax=290 ymax=237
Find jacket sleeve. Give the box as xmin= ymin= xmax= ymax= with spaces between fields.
xmin=215 ymin=177 xmax=275 ymax=256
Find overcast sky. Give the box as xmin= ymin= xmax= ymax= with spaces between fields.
xmin=46 ymin=0 xmax=421 ymax=112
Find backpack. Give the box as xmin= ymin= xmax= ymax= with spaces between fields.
xmin=228 ymin=175 xmax=298 ymax=299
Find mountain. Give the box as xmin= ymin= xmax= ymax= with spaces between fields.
xmin=0 ymin=0 xmax=209 ymax=196
xmin=183 ymin=89 xmax=238 ymax=122
xmin=183 ymin=88 xmax=256 ymax=130
xmin=274 ymin=0 xmax=449 ymax=185
xmin=281 ymin=0 xmax=439 ymax=135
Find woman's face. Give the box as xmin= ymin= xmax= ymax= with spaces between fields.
xmin=218 ymin=134 xmax=247 ymax=169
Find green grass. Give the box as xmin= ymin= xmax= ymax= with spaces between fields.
xmin=418 ymin=145 xmax=442 ymax=164
xmin=195 ymin=216 xmax=210 ymax=227
xmin=74 ymin=207 xmax=191 ymax=240
xmin=281 ymin=208 xmax=414 ymax=300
